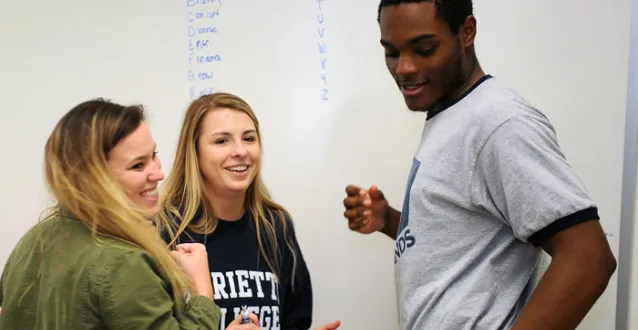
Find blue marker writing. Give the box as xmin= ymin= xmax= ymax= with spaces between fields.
xmin=315 ymin=0 xmax=328 ymax=101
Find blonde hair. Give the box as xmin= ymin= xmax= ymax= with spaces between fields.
xmin=157 ymin=92 xmax=298 ymax=285
xmin=43 ymin=98 xmax=193 ymax=304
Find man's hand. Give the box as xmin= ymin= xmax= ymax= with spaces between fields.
xmin=343 ymin=185 xmax=389 ymax=234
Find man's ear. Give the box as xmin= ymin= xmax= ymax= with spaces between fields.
xmin=460 ymin=15 xmax=477 ymax=47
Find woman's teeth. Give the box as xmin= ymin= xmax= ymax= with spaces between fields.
xmin=228 ymin=166 xmax=248 ymax=172
xmin=142 ymin=188 xmax=158 ymax=198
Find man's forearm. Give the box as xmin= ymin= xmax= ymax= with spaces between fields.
xmin=379 ymin=206 xmax=401 ymax=239
xmin=511 ymin=253 xmax=616 ymax=330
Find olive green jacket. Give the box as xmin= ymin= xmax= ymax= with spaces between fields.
xmin=0 ymin=212 xmax=221 ymax=329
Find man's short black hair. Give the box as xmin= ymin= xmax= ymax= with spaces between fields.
xmin=377 ymin=0 xmax=474 ymax=34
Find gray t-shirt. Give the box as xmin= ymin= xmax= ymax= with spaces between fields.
xmin=394 ymin=76 xmax=599 ymax=329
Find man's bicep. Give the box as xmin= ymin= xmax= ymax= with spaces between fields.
xmin=473 ymin=114 xmax=599 ymax=244
xmin=539 ymin=219 xmax=609 ymax=257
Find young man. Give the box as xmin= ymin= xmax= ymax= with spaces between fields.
xmin=342 ymin=1 xmax=617 ymax=329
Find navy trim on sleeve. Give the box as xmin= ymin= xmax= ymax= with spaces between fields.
xmin=528 ymin=207 xmax=600 ymax=247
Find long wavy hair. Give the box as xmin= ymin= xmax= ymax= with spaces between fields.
xmin=42 ymin=98 xmax=193 ymax=304
xmin=157 ymin=92 xmax=298 ymax=284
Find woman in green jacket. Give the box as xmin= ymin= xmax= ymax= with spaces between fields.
xmin=0 ymin=99 xmax=255 ymax=329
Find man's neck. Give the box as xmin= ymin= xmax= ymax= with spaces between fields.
xmin=427 ymin=60 xmax=486 ymax=115
xmin=453 ymin=58 xmax=485 ymax=100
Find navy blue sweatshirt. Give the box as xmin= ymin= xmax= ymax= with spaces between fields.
xmin=161 ymin=209 xmax=313 ymax=330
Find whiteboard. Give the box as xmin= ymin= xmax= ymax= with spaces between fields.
xmin=0 ymin=1 xmax=632 ymax=329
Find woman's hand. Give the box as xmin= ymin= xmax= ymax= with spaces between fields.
xmin=170 ymin=243 xmax=214 ymax=299
xmin=315 ymin=320 xmax=341 ymax=330
xmin=226 ymin=313 xmax=260 ymax=329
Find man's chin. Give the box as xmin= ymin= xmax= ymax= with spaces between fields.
xmin=403 ymin=90 xmax=444 ymax=112
xmin=404 ymin=99 xmax=433 ymax=112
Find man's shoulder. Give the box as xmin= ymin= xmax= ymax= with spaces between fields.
xmin=435 ymin=77 xmax=555 ymax=148
xmin=471 ymin=80 xmax=559 ymax=149
xmin=468 ymin=78 xmax=550 ymax=127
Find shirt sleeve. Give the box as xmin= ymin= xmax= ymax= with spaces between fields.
xmin=94 ymin=249 xmax=221 ymax=330
xmin=280 ymin=219 xmax=313 ymax=330
xmin=471 ymin=114 xmax=599 ymax=246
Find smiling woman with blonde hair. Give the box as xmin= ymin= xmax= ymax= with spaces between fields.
xmin=156 ymin=92 xmax=341 ymax=330
xmin=0 ymin=98 xmax=227 ymax=329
